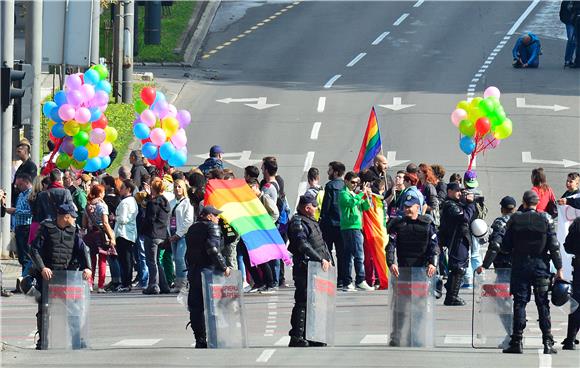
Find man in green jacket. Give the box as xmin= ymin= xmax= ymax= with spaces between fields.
xmin=339 ymin=171 xmax=374 ymax=291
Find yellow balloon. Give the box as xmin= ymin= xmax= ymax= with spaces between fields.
xmin=470 ymin=97 xmax=483 ymax=108
xmin=104 ymin=126 xmax=118 ymax=142
xmin=162 ymin=117 xmax=179 ymax=137
xmin=456 ymin=100 xmax=470 ymax=111
xmin=87 ymin=143 xmax=100 ymax=158
xmin=64 ymin=120 xmax=80 ymax=136
xmin=48 ymin=120 xmax=56 ymax=131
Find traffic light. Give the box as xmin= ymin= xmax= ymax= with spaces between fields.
xmin=1 ymin=63 xmax=26 ymax=112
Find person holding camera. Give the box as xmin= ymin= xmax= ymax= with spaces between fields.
xmin=438 ymin=182 xmax=476 ymax=306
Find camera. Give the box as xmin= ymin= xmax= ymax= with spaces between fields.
xmin=461 ymin=189 xmax=485 ymax=204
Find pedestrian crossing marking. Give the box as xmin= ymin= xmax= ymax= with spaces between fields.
xmin=360 ymin=334 xmax=388 ymax=344
xmin=112 ymin=339 xmax=161 ymax=347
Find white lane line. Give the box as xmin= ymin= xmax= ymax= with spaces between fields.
xmin=413 ymin=0 xmax=424 ymax=7
xmin=507 ymin=0 xmax=541 ymax=35
xmin=266 ymin=325 xmax=277 ymax=329
xmin=475 ymin=73 xmax=482 ymax=77
xmin=310 ymin=122 xmax=322 ymax=140
xmin=264 ymin=333 xmax=274 ymax=337
xmin=317 ymin=97 xmax=326 ymax=112
xmin=347 ymin=52 xmax=367 ymax=67
xmin=468 ymin=84 xmax=477 ymax=88
xmin=478 ymin=69 xmax=485 ymax=73
xmin=393 ymin=13 xmax=409 ymax=26
xmin=360 ymin=334 xmax=388 ymax=344
xmin=481 ymin=65 xmax=489 ymax=69
xmin=113 ymin=339 xmax=161 ymax=346
xmin=274 ymin=336 xmax=290 ymax=346
xmin=471 ymin=78 xmax=479 ymax=83
xmin=268 ymin=311 xmax=278 ymax=315
xmin=324 ymin=74 xmax=341 ymax=89
xmin=265 ymin=329 xmax=275 ymax=334
xmin=303 ymin=151 xmax=315 ymax=172
xmin=538 ymin=349 xmax=552 ymax=368
xmin=256 ymin=349 xmax=276 ymax=363
xmin=372 ymin=31 xmax=390 ymax=45
xmin=443 ymin=334 xmax=472 ymax=345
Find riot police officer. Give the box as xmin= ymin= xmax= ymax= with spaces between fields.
xmin=501 ymin=190 xmax=563 ymax=355
xmin=287 ymin=194 xmax=331 ymax=347
xmin=562 ymin=215 xmax=580 ymax=350
xmin=477 ymin=196 xmax=517 ymax=272
xmin=185 ymin=205 xmax=231 ymax=349
xmin=29 ymin=203 xmax=92 ymax=350
xmin=439 ymin=182 xmax=476 ymax=306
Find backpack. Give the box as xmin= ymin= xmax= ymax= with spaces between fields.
xmin=270 ymin=180 xmax=290 ymax=226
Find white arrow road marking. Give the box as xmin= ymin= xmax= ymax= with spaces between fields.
xmin=378 ymin=97 xmax=415 ymax=111
xmin=386 ymin=151 xmax=409 ymax=168
xmin=522 ymin=152 xmax=580 ymax=167
xmin=223 ymin=151 xmax=262 ymax=168
xmin=216 ymin=97 xmax=279 ymax=110
xmin=516 ymin=97 xmax=569 ymax=112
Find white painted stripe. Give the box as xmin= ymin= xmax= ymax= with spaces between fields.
xmin=266 ymin=325 xmax=277 ymax=329
xmin=303 ymin=151 xmax=315 ymax=172
xmin=481 ymin=65 xmax=489 ymax=69
xmin=443 ymin=334 xmax=472 ymax=345
xmin=538 ymin=348 xmax=552 ymax=368
xmin=324 ymin=74 xmax=341 ymax=89
xmin=310 ymin=122 xmax=322 ymax=140
xmin=347 ymin=52 xmax=367 ymax=67
xmin=264 ymin=333 xmax=273 ymax=337
xmin=491 ymin=52 xmax=498 ymax=56
xmin=471 ymin=78 xmax=479 ymax=83
xmin=475 ymin=73 xmax=482 ymax=77
xmin=317 ymin=97 xmax=326 ymax=112
xmin=507 ymin=0 xmax=541 ymax=35
xmin=265 ymin=329 xmax=275 ymax=334
xmin=478 ymin=69 xmax=485 ymax=73
xmin=268 ymin=311 xmax=278 ymax=315
xmin=499 ymin=40 xmax=508 ymax=45
xmin=413 ymin=0 xmax=424 ymax=7
xmin=484 ymin=60 xmax=492 ymax=65
xmin=393 ymin=13 xmax=409 ymax=26
xmin=113 ymin=339 xmax=161 ymax=346
xmin=256 ymin=349 xmax=276 ymax=363
xmin=504 ymin=36 xmax=511 ymax=40
xmin=468 ymin=84 xmax=476 ymax=88
xmin=360 ymin=334 xmax=388 ymax=344
xmin=274 ymin=336 xmax=291 ymax=346
xmin=467 ymin=89 xmax=475 ymax=92
xmin=372 ymin=31 xmax=390 ymax=45
xmin=268 ymin=304 xmax=277 ymax=309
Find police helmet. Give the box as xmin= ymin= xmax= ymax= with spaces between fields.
xmin=470 ymin=219 xmax=488 ymax=238
xmin=551 ymin=279 xmax=572 ymax=307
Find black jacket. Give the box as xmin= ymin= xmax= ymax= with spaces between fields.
xmin=560 ymin=1 xmax=577 ymax=24
xmin=319 ymin=179 xmax=345 ymax=228
xmin=131 ymin=162 xmax=149 ymax=188
xmin=143 ymin=195 xmax=170 ymax=239
xmin=37 ymin=186 xmax=75 ymax=222
xmin=185 ymin=220 xmax=227 ymax=271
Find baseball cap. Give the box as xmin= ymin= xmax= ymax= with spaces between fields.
xmin=57 ymin=203 xmax=78 ymax=218
xmin=403 ymin=193 xmax=421 ymax=207
xmin=447 ymin=182 xmax=462 ymax=191
xmin=299 ymin=193 xmax=318 ymax=207
xmin=522 ymin=190 xmax=539 ymax=205
xmin=210 ymin=145 xmax=224 ymax=156
xmin=464 ymin=170 xmax=479 ymax=189
xmin=499 ymin=196 xmax=516 ymax=209
xmin=200 ymin=205 xmax=223 ymax=216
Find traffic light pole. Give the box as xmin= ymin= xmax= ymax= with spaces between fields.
xmin=1 ymin=0 xmax=15 ymax=254
xmin=122 ymin=0 xmax=134 ymax=103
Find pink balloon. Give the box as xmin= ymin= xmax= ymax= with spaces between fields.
xmin=99 ymin=142 xmax=113 ymax=157
xmin=171 ymin=128 xmax=187 ymax=149
xmin=94 ymin=90 xmax=109 ymax=106
xmin=140 ymin=109 xmax=156 ymax=127
xmin=177 ymin=110 xmax=191 ymax=128
xmin=483 ymin=86 xmax=501 ymax=99
xmin=166 ymin=104 xmax=177 ymax=118
xmin=99 ymin=104 xmax=108 ymax=112
xmin=66 ymin=74 xmax=82 ymax=90
xmin=75 ymin=107 xmax=91 ymax=123
xmin=58 ymin=104 xmax=76 ymax=121
xmin=154 ymin=99 xmax=169 ymax=119
xmin=66 ymin=90 xmax=83 ymax=106
xmin=81 ymin=84 xmax=95 ymax=103
xmin=150 ymin=128 xmax=167 ymax=146
xmin=451 ymin=108 xmax=467 ymax=127
xmin=90 ymin=128 xmax=106 ymax=144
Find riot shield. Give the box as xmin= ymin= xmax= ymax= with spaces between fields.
xmin=41 ymin=271 xmax=90 ymax=350
xmin=201 ymin=269 xmax=247 ymax=348
xmin=472 ymin=268 xmax=512 ymax=349
xmin=386 ymin=267 xmax=435 ymax=347
xmin=305 ymin=262 xmax=337 ymax=345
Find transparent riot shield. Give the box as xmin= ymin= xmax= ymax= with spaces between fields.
xmin=472 ymin=268 xmax=512 ymax=349
xmin=305 ymin=262 xmax=337 ymax=345
xmin=41 ymin=270 xmax=90 ymax=350
xmin=201 ymin=269 xmax=247 ymax=348
xmin=386 ymin=267 xmax=435 ymax=347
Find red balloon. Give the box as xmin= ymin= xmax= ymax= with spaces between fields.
xmin=92 ymin=115 xmax=108 ymax=129
xmin=141 ymin=87 xmax=156 ymax=106
xmin=475 ymin=117 xmax=491 ymax=135
xmin=49 ymin=131 xmax=57 ymax=143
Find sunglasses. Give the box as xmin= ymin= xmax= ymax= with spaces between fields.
xmin=350 ymin=180 xmax=360 ymax=184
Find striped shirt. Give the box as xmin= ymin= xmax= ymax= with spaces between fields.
xmin=13 ymin=188 xmax=32 ymax=227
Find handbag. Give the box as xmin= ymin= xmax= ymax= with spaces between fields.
xmin=84 ymin=203 xmax=111 ymax=255
xmin=545 ymin=188 xmax=558 ymax=218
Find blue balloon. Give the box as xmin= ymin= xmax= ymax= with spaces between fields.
xmin=133 ymin=123 xmax=150 ymax=140
xmin=43 ymin=101 xmax=57 ymax=118
xmin=159 ymin=142 xmax=176 ymax=161
xmin=150 ymin=91 xmax=166 ymax=110
xmin=142 ymin=142 xmax=158 ymax=160
xmin=96 ymin=80 xmax=112 ymax=94
xmin=168 ymin=150 xmax=187 ymax=167
xmin=51 ymin=123 xmax=66 ymax=138
xmin=89 ymin=107 xmax=102 ymax=122
xmin=459 ymin=136 xmax=476 ymax=155
xmin=84 ymin=157 xmax=102 ymax=173
xmin=54 ymin=91 xmax=67 ymax=106
xmin=83 ymin=69 xmax=100 ymax=86
xmin=50 ymin=108 xmax=63 ymax=123
xmin=73 ymin=146 xmax=89 ymax=162
xmin=100 ymin=156 xmax=111 ymax=170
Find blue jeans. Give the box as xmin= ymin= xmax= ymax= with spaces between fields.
xmin=566 ymin=23 xmax=576 ymax=62
xmin=341 ymin=229 xmax=366 ymax=285
xmin=135 ymin=235 xmax=149 ymax=287
xmin=236 ymin=241 xmax=246 ymax=282
xmin=108 ymin=255 xmax=121 ymax=284
xmin=15 ymin=225 xmax=31 ymax=276
xmin=465 ymin=235 xmax=483 ymax=286
xmin=171 ymin=237 xmax=188 ymax=281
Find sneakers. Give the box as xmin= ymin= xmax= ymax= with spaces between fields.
xmin=142 ymin=285 xmax=160 ymax=295
xmin=356 ymin=281 xmax=374 ymax=291
xmin=341 ymin=283 xmax=356 ymax=292
xmin=260 ymin=287 xmax=275 ymax=294
xmin=249 ymin=285 xmax=266 ymax=293
xmin=117 ymin=286 xmax=131 ymax=293
xmin=97 ymin=288 xmax=106 ymax=293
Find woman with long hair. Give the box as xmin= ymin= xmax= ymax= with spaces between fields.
xmin=169 ymin=179 xmax=194 ymax=292
xmin=418 ymin=163 xmax=440 ymax=224
xmin=531 ymin=167 xmax=556 ymax=213
xmin=27 ymin=175 xmax=48 ymax=245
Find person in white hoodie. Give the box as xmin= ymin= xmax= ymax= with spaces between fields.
xmin=114 ymin=179 xmax=139 ymax=292
xmin=169 ymin=179 xmax=194 ymax=292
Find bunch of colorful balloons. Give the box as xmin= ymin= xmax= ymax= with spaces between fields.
xmin=450 ymin=86 xmax=513 ymax=169
xmin=42 ymin=64 xmax=117 ymax=173
xmin=132 ymin=86 xmax=190 ymax=171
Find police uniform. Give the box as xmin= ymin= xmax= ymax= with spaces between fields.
xmin=501 ymin=191 xmax=562 ymax=354
xmin=563 ymin=216 xmax=580 ymax=350
xmin=29 ymin=204 xmax=91 ymax=350
xmin=386 ymin=195 xmax=439 ymax=346
xmin=287 ymin=194 xmax=331 ymax=347
xmin=184 ymin=206 xmax=228 ymax=348
xmin=438 ymin=182 xmax=476 ymax=306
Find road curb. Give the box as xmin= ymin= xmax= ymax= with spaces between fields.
xmin=183 ymin=0 xmax=222 ymax=64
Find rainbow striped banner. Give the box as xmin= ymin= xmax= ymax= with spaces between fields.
xmin=205 ymin=179 xmax=292 ymax=267
xmin=353 ymin=107 xmax=382 ymax=173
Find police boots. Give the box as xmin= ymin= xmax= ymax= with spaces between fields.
xmin=542 ymin=336 xmax=557 ymax=355
xmin=562 ymin=319 xmax=579 ymax=350
xmin=502 ymin=335 xmax=523 ymax=354
xmin=443 ymin=271 xmax=466 ymax=306
xmin=288 ymin=306 xmax=309 ymax=347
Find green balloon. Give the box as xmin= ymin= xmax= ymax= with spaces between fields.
xmin=79 ymin=122 xmax=92 ymax=132
xmin=493 ymin=119 xmax=513 ymax=140
xmin=56 ymin=154 xmax=71 ymax=170
xmin=135 ymin=99 xmax=148 ymax=114
xmin=73 ymin=131 xmax=89 ymax=147
xmin=71 ymin=159 xmax=86 ymax=170
xmin=459 ymin=119 xmax=475 ymax=137
xmin=93 ymin=64 xmax=108 ymax=81
xmin=478 ymin=98 xmax=495 ymax=115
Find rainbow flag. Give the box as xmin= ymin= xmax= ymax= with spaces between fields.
xmin=353 ymin=107 xmax=382 ymax=173
xmin=362 ymin=193 xmax=389 ymax=289
xmin=204 ymin=179 xmax=292 ymax=267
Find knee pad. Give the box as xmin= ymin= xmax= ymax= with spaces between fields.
xmin=533 ymin=277 xmax=550 ymax=293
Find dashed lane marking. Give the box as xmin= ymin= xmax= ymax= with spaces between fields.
xmin=303 ymin=151 xmax=315 ymax=172
xmin=443 ymin=334 xmax=471 ymax=345
xmin=393 ymin=13 xmax=409 ymax=26
xmin=346 ymin=52 xmax=367 ymax=67
xmin=317 ymin=97 xmax=326 ymax=112
xmin=413 ymin=0 xmax=424 ymax=7
xmin=360 ymin=334 xmax=388 ymax=344
xmin=324 ymin=74 xmax=341 ymax=89
xmin=310 ymin=122 xmax=322 ymax=140
xmin=372 ymin=31 xmax=390 ymax=45
xmin=113 ymin=339 xmax=161 ymax=347
xmin=275 ymin=336 xmax=291 ymax=346
xmin=256 ymin=349 xmax=276 ymax=363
